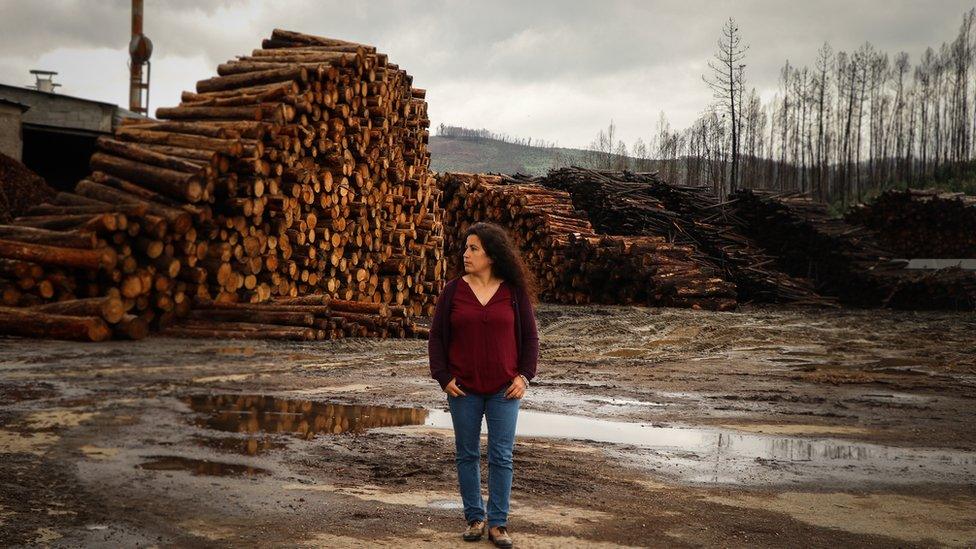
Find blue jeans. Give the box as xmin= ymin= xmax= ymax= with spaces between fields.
xmin=447 ymin=387 xmax=520 ymax=527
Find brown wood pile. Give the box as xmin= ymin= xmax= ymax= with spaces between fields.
xmin=0 ymin=29 xmax=440 ymax=341
xmin=731 ymin=189 xmax=975 ymax=310
xmin=885 ymin=267 xmax=976 ymax=310
xmin=522 ymin=167 xmax=832 ymax=306
xmin=0 ymin=193 xmax=160 ymax=340
xmin=845 ymin=188 xmax=976 ymax=259
xmin=162 ymin=294 xmax=428 ymax=340
xmin=439 ymin=172 xmax=737 ymax=310
xmin=0 ymin=152 xmax=56 ymax=223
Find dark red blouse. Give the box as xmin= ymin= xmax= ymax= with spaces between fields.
xmin=447 ymin=278 xmax=519 ymax=394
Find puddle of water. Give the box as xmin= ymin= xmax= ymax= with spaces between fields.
xmin=527 ymin=387 xmax=667 ymax=412
xmin=192 ymin=435 xmax=287 ymax=456
xmin=423 ymin=408 xmax=976 ymax=486
xmin=139 ymin=455 xmax=268 ymax=477
xmin=719 ymin=424 xmax=871 ymax=436
xmin=183 ymin=393 xmax=976 ymax=486
xmin=184 ymin=394 xmax=428 ymax=439
xmin=589 ymin=396 xmax=665 ymax=407
xmin=425 ymin=499 xmax=463 ymax=510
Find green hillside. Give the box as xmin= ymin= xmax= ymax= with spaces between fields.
xmin=429 ymin=136 xmax=595 ymax=175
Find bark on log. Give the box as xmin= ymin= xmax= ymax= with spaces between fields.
xmin=96 ymin=137 xmax=208 ymax=174
xmin=90 ymin=153 xmax=204 ymax=203
xmin=0 ymin=306 xmax=111 ymax=342
xmin=33 ymin=296 xmax=126 ymax=324
xmin=113 ymin=313 xmax=150 ymax=340
xmin=115 ymin=127 xmax=243 ymax=156
xmin=0 ymin=225 xmax=97 ymax=248
xmin=75 ymin=179 xmax=193 ymax=234
xmin=0 ymin=239 xmax=117 ymax=271
xmin=196 ymin=66 xmax=308 ymax=93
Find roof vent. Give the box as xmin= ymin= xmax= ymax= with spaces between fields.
xmin=29 ymin=70 xmax=61 ymax=94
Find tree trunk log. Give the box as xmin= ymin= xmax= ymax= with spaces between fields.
xmin=0 ymin=306 xmax=111 ymax=342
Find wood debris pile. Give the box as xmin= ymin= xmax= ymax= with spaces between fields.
xmin=732 ymin=189 xmax=975 ymax=310
xmin=846 ymin=188 xmax=976 ymax=259
xmin=524 ymin=167 xmax=831 ymax=306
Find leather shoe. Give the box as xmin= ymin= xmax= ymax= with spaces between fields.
xmin=488 ymin=525 xmax=513 ymax=548
xmin=462 ymin=519 xmax=486 ymax=542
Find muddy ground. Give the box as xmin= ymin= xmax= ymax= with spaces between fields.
xmin=1 ymin=304 xmax=975 ymax=548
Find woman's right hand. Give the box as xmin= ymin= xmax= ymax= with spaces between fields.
xmin=445 ymin=377 xmax=467 ymax=397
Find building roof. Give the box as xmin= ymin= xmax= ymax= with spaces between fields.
xmin=0 ymin=98 xmax=30 ymax=112
xmin=0 ymin=82 xmax=118 ymax=108
xmin=0 ymin=82 xmax=132 ymax=134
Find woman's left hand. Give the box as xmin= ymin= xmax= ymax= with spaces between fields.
xmin=505 ymin=375 xmax=526 ymax=399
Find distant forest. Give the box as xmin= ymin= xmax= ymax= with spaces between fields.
xmin=435 ymin=125 xmax=560 ymax=150
xmin=440 ymin=9 xmax=976 ymax=207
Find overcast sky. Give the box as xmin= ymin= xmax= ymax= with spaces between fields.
xmin=1 ymin=0 xmax=974 ymax=148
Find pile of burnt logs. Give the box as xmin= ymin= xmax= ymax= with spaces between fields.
xmin=731 ymin=189 xmax=975 ymax=310
xmin=0 ymin=29 xmax=440 ymax=341
xmin=522 ymin=167 xmax=831 ymax=306
xmin=845 ymin=189 xmax=976 ymax=259
xmin=439 ymin=173 xmax=737 ymax=310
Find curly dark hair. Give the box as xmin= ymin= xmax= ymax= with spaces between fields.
xmin=460 ymin=222 xmax=538 ymax=305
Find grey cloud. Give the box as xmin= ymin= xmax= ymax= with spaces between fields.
xmin=2 ymin=0 xmax=975 ymax=146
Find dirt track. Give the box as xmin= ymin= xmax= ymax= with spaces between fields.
xmin=1 ymin=304 xmax=975 ymax=547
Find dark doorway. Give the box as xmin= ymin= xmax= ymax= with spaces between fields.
xmin=21 ymin=124 xmax=99 ymax=191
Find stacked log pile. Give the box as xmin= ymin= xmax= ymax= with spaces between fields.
xmin=163 ymin=294 xmax=428 ymax=340
xmin=845 ymin=189 xmax=976 ymax=259
xmin=439 ymin=172 xmax=737 ymax=310
xmin=526 ymin=167 xmax=831 ymax=306
xmin=0 ymin=123 xmax=235 ymax=339
xmin=0 ymin=29 xmax=439 ymax=341
xmin=731 ymin=189 xmax=975 ymax=310
xmin=151 ymin=29 xmax=441 ymax=339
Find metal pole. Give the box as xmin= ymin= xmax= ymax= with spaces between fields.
xmin=129 ymin=0 xmax=144 ymax=113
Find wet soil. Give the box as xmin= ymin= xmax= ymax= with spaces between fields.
xmin=1 ymin=304 xmax=975 ymax=547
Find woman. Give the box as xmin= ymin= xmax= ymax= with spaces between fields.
xmin=428 ymin=222 xmax=539 ymax=548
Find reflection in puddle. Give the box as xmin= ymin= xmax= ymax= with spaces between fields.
xmin=139 ymin=456 xmax=269 ymax=476
xmin=180 ymin=394 xmax=976 ymax=486
xmin=424 ymin=409 xmax=976 ymax=485
xmin=185 ymin=394 xmax=428 ymax=440
xmin=192 ymin=435 xmax=287 ymax=456
xmin=526 ymin=387 xmax=668 ymax=412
